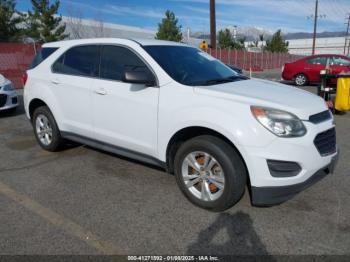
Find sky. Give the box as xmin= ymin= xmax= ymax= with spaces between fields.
xmin=16 ymin=0 xmax=350 ymax=33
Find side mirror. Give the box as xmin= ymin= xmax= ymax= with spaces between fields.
xmin=123 ymin=71 xmax=156 ymax=87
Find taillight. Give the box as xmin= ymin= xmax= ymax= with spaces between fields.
xmin=22 ymin=72 xmax=28 ymax=87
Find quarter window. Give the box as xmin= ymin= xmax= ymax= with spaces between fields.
xmin=100 ymin=45 xmax=151 ymax=81
xmin=30 ymin=47 xmax=58 ymax=69
xmin=52 ymin=45 xmax=100 ymax=77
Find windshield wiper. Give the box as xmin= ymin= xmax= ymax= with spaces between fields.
xmin=191 ymin=75 xmax=249 ymax=86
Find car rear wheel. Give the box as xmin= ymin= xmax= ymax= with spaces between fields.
xmin=33 ymin=106 xmax=65 ymax=151
xmin=174 ymin=135 xmax=246 ymax=211
xmin=294 ymin=73 xmax=308 ymax=86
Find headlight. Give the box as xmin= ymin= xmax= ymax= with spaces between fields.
xmin=251 ymin=106 xmax=306 ymax=137
xmin=3 ymin=83 xmax=14 ymax=91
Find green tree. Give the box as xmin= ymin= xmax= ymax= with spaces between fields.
xmin=25 ymin=0 xmax=68 ymax=42
xmin=156 ymin=10 xmax=182 ymax=42
xmin=0 ymin=0 xmax=23 ymax=42
xmin=232 ymin=37 xmax=245 ymax=50
xmin=218 ymin=28 xmax=245 ymax=50
xmin=259 ymin=34 xmax=264 ymax=49
xmin=265 ymin=29 xmax=288 ymax=53
xmin=218 ymin=28 xmax=232 ymax=48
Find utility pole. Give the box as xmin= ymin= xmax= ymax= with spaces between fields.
xmin=344 ymin=14 xmax=350 ymax=55
xmin=210 ymin=0 xmax=216 ymax=49
xmin=312 ymin=0 xmax=318 ymax=55
xmin=308 ymin=0 xmax=325 ymax=55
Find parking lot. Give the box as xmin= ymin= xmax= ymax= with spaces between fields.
xmin=0 ymin=85 xmax=349 ymax=256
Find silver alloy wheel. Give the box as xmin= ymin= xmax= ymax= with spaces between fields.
xmin=181 ymin=151 xmax=225 ymax=201
xmin=295 ymin=74 xmax=306 ymax=86
xmin=35 ymin=114 xmax=53 ymax=146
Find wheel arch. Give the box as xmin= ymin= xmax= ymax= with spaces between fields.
xmin=28 ymin=98 xmax=48 ymax=120
xmin=165 ymin=126 xmax=249 ymax=178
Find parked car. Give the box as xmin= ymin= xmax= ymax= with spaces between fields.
xmin=282 ymin=54 xmax=350 ymax=86
xmin=226 ymin=64 xmax=243 ymax=74
xmin=24 ymin=39 xmax=338 ymax=211
xmin=0 ymin=74 xmax=18 ymax=112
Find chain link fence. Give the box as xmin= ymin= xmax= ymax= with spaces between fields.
xmin=0 ymin=43 xmax=39 ymax=89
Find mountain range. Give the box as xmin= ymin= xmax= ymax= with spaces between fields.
xmin=191 ymin=26 xmax=347 ymax=41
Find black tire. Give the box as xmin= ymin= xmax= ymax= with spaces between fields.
xmin=32 ymin=106 xmax=65 ymax=151
xmin=294 ymin=73 xmax=308 ymax=86
xmin=174 ymin=135 xmax=247 ymax=212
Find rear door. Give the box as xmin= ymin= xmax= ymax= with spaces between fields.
xmin=92 ymin=45 xmax=159 ymax=157
xmin=51 ymin=45 xmax=100 ymax=138
xmin=304 ymin=56 xmax=327 ymax=82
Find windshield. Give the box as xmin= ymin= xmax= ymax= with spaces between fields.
xmin=143 ymin=45 xmax=246 ymax=86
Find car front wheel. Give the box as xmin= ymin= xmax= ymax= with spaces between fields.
xmin=174 ymin=135 xmax=247 ymax=211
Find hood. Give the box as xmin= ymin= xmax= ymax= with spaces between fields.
xmin=0 ymin=74 xmax=7 ymax=86
xmin=194 ymin=78 xmax=327 ymax=120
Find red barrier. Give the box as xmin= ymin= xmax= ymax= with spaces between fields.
xmin=0 ymin=43 xmax=304 ymax=89
xmin=0 ymin=43 xmax=40 ymax=89
xmin=206 ymin=48 xmax=303 ymax=71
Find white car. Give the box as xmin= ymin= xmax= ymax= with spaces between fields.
xmin=23 ymin=39 xmax=338 ymax=211
xmin=0 ymin=74 xmax=18 ymax=112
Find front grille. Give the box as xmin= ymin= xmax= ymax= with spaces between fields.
xmin=309 ymin=110 xmax=332 ymax=124
xmin=0 ymin=94 xmax=7 ymax=108
xmin=314 ymin=128 xmax=336 ymax=156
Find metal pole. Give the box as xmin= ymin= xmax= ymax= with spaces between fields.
xmin=312 ymin=0 xmax=318 ymax=55
xmin=210 ymin=0 xmax=216 ymax=49
xmin=235 ymin=49 xmax=237 ymax=65
xmin=228 ymin=47 xmax=231 ymax=64
xmin=344 ymin=15 xmax=350 ymax=54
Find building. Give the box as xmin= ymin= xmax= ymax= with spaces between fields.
xmin=63 ymin=16 xmax=155 ymax=40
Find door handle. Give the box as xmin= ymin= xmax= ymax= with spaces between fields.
xmin=51 ymin=79 xmax=60 ymax=85
xmin=94 ymin=88 xmax=107 ymax=95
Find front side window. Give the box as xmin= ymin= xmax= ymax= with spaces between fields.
xmin=331 ymin=57 xmax=350 ymax=66
xmin=52 ymin=45 xmax=100 ymax=77
xmin=306 ymin=56 xmax=327 ymax=65
xmin=100 ymin=45 xmax=151 ymax=81
xmin=143 ymin=45 xmax=244 ymax=86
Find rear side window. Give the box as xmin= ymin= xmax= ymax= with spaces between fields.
xmin=52 ymin=45 xmax=100 ymax=77
xmin=100 ymin=45 xmax=150 ymax=81
xmin=30 ymin=47 xmax=58 ymax=69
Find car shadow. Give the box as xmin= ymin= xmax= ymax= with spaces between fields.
xmin=0 ymin=94 xmax=25 ymax=118
xmin=187 ymin=212 xmax=274 ymax=257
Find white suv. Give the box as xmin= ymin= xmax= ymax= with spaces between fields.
xmin=24 ymin=38 xmax=338 ymax=211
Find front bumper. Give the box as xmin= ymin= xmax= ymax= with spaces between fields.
xmin=0 ymin=90 xmax=18 ymax=111
xmin=251 ymin=151 xmax=339 ymax=206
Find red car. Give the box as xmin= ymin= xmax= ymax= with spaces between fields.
xmin=282 ymin=54 xmax=350 ymax=86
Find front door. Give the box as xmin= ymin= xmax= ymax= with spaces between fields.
xmin=92 ymin=45 xmax=159 ymax=157
xmin=304 ymin=56 xmax=327 ymax=82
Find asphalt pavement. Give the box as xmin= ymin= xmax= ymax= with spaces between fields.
xmin=0 ymin=84 xmax=349 ymax=256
